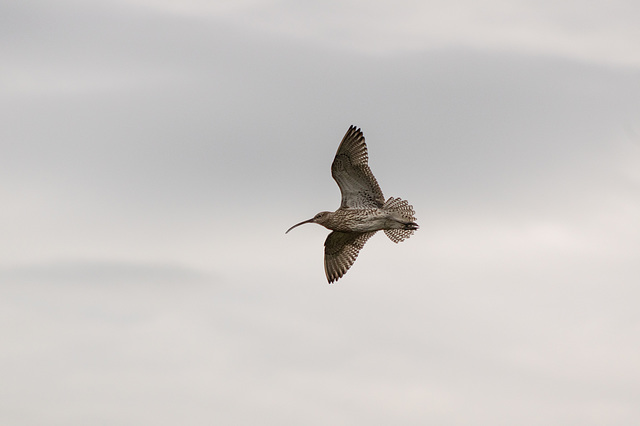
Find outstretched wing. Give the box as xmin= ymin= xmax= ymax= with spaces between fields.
xmin=324 ymin=231 xmax=377 ymax=283
xmin=331 ymin=126 xmax=385 ymax=209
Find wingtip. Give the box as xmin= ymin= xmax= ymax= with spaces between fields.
xmin=326 ymin=273 xmax=339 ymax=284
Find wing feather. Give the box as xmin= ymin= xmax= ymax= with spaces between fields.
xmin=331 ymin=126 xmax=385 ymax=209
xmin=324 ymin=231 xmax=376 ymax=283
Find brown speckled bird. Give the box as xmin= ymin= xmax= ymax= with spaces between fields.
xmin=286 ymin=125 xmax=418 ymax=283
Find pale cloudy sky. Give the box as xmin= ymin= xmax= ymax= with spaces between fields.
xmin=1 ymin=0 xmax=640 ymax=425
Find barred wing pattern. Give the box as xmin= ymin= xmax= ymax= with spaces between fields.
xmin=331 ymin=126 xmax=385 ymax=209
xmin=324 ymin=231 xmax=377 ymax=283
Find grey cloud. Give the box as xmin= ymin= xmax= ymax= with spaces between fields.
xmin=3 ymin=14 xmax=638 ymax=214
xmin=0 ymin=261 xmax=212 ymax=285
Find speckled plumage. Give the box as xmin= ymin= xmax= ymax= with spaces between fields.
xmin=286 ymin=125 xmax=418 ymax=283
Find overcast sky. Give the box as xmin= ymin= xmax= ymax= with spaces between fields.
xmin=2 ymin=0 xmax=640 ymax=425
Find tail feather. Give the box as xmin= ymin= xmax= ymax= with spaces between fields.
xmin=383 ymin=197 xmax=417 ymax=243
xmin=384 ymin=229 xmax=413 ymax=243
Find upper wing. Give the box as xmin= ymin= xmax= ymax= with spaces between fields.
xmin=324 ymin=231 xmax=377 ymax=283
xmin=331 ymin=126 xmax=385 ymax=209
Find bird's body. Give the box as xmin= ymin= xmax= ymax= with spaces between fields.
xmin=311 ymin=208 xmax=389 ymax=233
xmin=286 ymin=125 xmax=418 ymax=283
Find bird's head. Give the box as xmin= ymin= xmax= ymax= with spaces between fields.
xmin=285 ymin=211 xmax=332 ymax=233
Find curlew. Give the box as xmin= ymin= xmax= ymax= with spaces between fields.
xmin=286 ymin=125 xmax=418 ymax=283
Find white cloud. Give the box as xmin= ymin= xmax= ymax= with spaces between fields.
xmin=157 ymin=0 xmax=640 ymax=66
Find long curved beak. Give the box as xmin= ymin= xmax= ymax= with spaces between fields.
xmin=285 ymin=218 xmax=315 ymax=234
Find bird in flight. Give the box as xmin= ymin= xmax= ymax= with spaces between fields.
xmin=286 ymin=125 xmax=418 ymax=283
